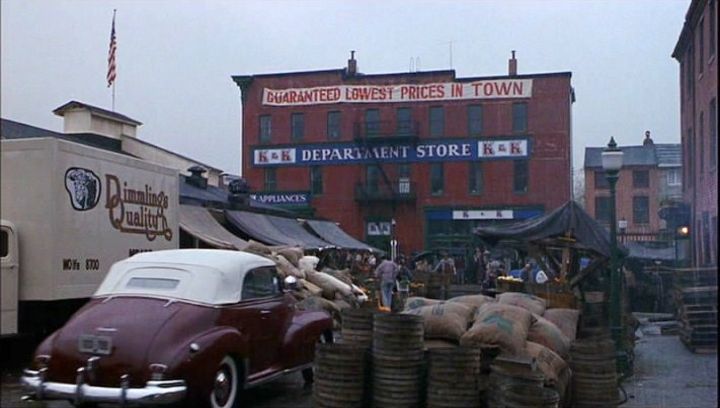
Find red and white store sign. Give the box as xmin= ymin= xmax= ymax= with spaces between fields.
xmin=262 ymin=79 xmax=533 ymax=106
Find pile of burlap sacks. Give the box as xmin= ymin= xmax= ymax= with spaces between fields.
xmin=403 ymin=292 xmax=579 ymax=406
xmin=243 ymin=241 xmax=368 ymax=328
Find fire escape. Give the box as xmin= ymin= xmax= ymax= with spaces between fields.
xmin=353 ymin=117 xmax=419 ymax=206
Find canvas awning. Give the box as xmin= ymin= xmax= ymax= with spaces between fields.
xmin=225 ymin=210 xmax=332 ymax=249
xmin=179 ymin=205 xmax=248 ymax=250
xmin=305 ymin=220 xmax=378 ymax=252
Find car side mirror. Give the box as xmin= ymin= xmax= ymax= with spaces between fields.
xmin=284 ymin=276 xmax=298 ymax=291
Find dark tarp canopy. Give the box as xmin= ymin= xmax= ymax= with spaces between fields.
xmin=179 ymin=205 xmax=248 ymax=250
xmin=225 ymin=210 xmax=332 ymax=249
xmin=473 ymin=201 xmax=626 ymax=259
xmin=305 ymin=220 xmax=379 ymax=252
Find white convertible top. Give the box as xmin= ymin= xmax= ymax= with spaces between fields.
xmin=94 ymin=249 xmax=276 ymax=305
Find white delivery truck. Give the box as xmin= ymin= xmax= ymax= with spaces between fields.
xmin=1 ymin=137 xmax=179 ymax=337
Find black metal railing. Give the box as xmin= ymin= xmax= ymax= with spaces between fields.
xmin=353 ymin=120 xmax=420 ymax=144
xmin=354 ymin=180 xmax=416 ymax=203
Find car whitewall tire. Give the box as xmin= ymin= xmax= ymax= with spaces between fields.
xmin=210 ymin=356 xmax=240 ymax=408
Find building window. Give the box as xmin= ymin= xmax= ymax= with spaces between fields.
xmin=468 ymin=162 xmax=483 ymax=195
xmin=398 ymin=164 xmax=411 ymax=194
xmin=686 ymin=46 xmax=694 ymax=97
xmin=711 ymin=99 xmax=717 ymax=168
xmin=365 ymin=109 xmax=380 ymax=137
xmin=703 ymin=212 xmax=711 ymax=265
xmin=595 ymin=196 xmax=611 ymax=223
xmin=513 ymin=160 xmax=529 ymax=193
xmin=366 ymin=165 xmax=381 ymax=193
xmin=310 ymin=166 xmax=322 ymax=195
xmin=397 ymin=108 xmax=412 ymax=135
xmin=711 ymin=0 xmax=716 ymax=56
xmin=468 ymin=105 xmax=483 ymax=136
xmin=429 ymin=106 xmax=444 ymax=137
xmin=430 ymin=163 xmax=444 ymax=195
xmin=667 ymin=169 xmax=681 ymax=186
xmin=291 ymin=113 xmax=304 ymax=140
xmin=327 ymin=111 xmax=341 ymax=140
xmin=633 ymin=196 xmax=649 ymax=225
xmin=259 ymin=115 xmax=271 ymax=143
xmin=512 ymin=103 xmax=528 ymax=133
xmin=264 ymin=168 xmax=277 ymax=190
xmin=594 ymin=171 xmax=610 ymax=189
xmin=632 ymin=170 xmax=649 ymax=188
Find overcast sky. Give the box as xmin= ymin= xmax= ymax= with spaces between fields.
xmin=1 ymin=0 xmax=689 ymax=176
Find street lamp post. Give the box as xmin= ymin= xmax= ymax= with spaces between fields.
xmin=601 ymin=137 xmax=625 ymax=372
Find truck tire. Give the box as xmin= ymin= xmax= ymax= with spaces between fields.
xmin=209 ymin=356 xmax=241 ymax=408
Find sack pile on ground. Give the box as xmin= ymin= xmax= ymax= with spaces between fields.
xmin=401 ymin=291 xmax=580 ymax=407
xmin=241 ymin=245 xmax=369 ymax=328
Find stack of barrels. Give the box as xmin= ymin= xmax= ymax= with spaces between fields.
xmin=372 ymin=313 xmax=425 ymax=408
xmin=312 ymin=343 xmax=368 ymax=408
xmin=504 ymin=385 xmax=560 ymax=408
xmin=341 ymin=308 xmax=374 ymax=348
xmin=426 ymin=347 xmax=482 ymax=408
xmin=570 ymin=336 xmax=620 ymax=408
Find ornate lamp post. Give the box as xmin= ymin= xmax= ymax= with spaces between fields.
xmin=601 ymin=137 xmax=624 ymax=370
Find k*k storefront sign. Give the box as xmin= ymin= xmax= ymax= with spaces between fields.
xmin=252 ymin=138 xmax=530 ymax=167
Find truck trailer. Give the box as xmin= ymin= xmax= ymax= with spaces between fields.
xmin=1 ymin=137 xmax=179 ymax=337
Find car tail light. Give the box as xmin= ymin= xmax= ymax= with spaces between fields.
xmin=149 ymin=363 xmax=168 ymax=380
xmin=34 ymin=354 xmax=51 ymax=370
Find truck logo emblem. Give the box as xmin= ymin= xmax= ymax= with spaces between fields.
xmin=64 ymin=168 xmax=102 ymax=211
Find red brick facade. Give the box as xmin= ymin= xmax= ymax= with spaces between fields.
xmin=233 ymin=58 xmax=573 ymax=255
xmin=674 ymin=0 xmax=718 ymax=267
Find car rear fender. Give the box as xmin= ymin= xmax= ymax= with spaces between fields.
xmin=168 ymin=326 xmax=249 ymax=401
xmin=280 ymin=310 xmax=333 ymax=368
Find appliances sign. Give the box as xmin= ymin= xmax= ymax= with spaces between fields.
xmin=263 ymin=79 xmax=532 ymax=106
xmin=253 ymin=138 xmax=529 ymax=167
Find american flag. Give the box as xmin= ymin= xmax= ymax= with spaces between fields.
xmin=106 ymin=11 xmax=117 ymax=87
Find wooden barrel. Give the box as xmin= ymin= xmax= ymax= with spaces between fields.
xmin=372 ymin=313 xmax=425 ymax=408
xmin=313 ymin=343 xmax=368 ymax=408
xmin=487 ymin=363 xmax=545 ymax=408
xmin=426 ymin=347 xmax=481 ymax=408
xmin=504 ymin=385 xmax=559 ymax=408
xmin=341 ymin=308 xmax=374 ymax=348
xmin=570 ymin=337 xmax=620 ymax=408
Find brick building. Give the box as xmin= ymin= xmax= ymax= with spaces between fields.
xmin=232 ymin=53 xmax=573 ymax=256
xmin=584 ymin=133 xmax=682 ymax=235
xmin=673 ymin=0 xmax=718 ymax=267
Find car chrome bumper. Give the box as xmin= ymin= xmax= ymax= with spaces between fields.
xmin=21 ymin=368 xmax=186 ymax=405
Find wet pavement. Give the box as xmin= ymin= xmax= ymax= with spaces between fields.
xmin=623 ymin=313 xmax=718 ymax=408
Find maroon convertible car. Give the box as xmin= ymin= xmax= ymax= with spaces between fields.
xmin=22 ymin=249 xmax=333 ymax=407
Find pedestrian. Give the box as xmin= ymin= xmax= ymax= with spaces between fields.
xmin=374 ymin=255 xmax=399 ymax=309
xmin=433 ymin=252 xmax=456 ymax=298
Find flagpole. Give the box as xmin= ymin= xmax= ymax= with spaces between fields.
xmin=112 ymin=9 xmax=116 ymax=112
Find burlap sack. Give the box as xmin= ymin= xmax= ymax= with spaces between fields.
xmin=528 ymin=315 xmax=571 ymax=358
xmin=404 ymin=297 xmax=445 ymax=311
xmin=276 ymin=246 xmax=304 ymax=267
xmin=274 ymin=255 xmax=306 ymax=279
xmin=447 ymin=294 xmax=496 ymax=310
xmin=295 ymin=296 xmax=340 ymax=316
xmin=542 ymin=308 xmax=580 ymax=341
xmin=403 ymin=302 xmax=474 ymax=341
xmin=459 ymin=303 xmax=532 ymax=355
xmin=305 ymin=270 xmax=353 ymax=299
xmin=244 ymin=240 xmax=273 ymax=256
xmin=322 ymin=267 xmax=354 ymax=286
xmin=298 ymin=279 xmax=323 ymax=297
xmin=519 ymin=341 xmax=568 ymax=385
xmin=497 ymin=292 xmax=547 ymax=316
xmin=298 ymin=255 xmax=320 ymax=274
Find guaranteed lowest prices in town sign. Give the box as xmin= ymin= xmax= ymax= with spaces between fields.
xmin=254 ymin=78 xmax=532 ymax=166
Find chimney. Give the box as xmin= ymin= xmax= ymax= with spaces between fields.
xmin=227 ymin=178 xmax=250 ymax=208
xmin=508 ymin=50 xmax=517 ymax=77
xmin=347 ymin=50 xmax=357 ymax=76
xmin=186 ymin=165 xmax=208 ymax=189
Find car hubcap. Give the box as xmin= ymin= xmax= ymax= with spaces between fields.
xmin=213 ymin=369 xmax=231 ymax=406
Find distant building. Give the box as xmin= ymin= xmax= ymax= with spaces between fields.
xmin=232 ymin=52 xmax=574 ymax=255
xmin=584 ymin=132 xmax=682 ymax=235
xmin=672 ymin=0 xmax=718 ymax=267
